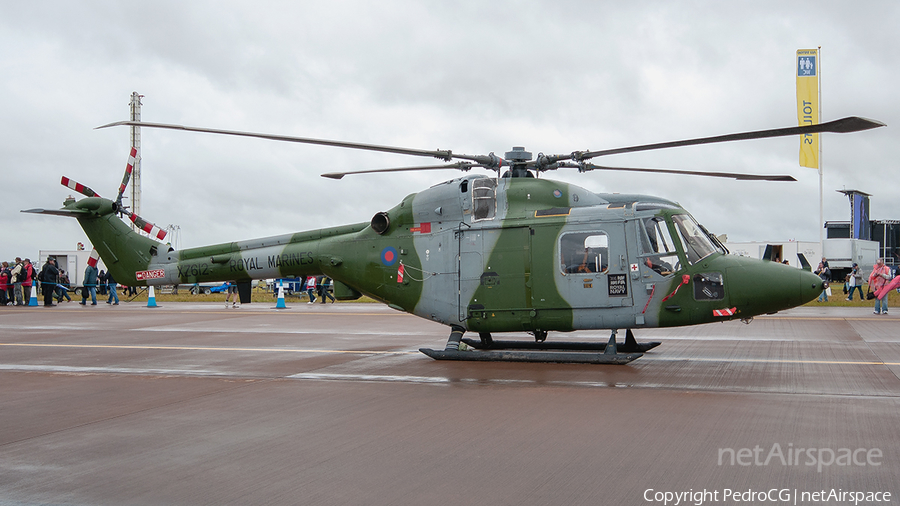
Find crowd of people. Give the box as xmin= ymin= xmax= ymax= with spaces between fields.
xmin=816 ymin=257 xmax=897 ymax=314
xmin=3 ymin=255 xmax=897 ymax=313
xmin=304 ymin=275 xmax=336 ymax=304
xmin=0 ymin=256 xmax=124 ymax=307
xmin=222 ymin=276 xmax=335 ymax=309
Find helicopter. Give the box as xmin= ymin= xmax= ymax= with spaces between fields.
xmin=25 ymin=116 xmax=884 ymax=364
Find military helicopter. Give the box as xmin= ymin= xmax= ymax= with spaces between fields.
xmin=25 ymin=116 xmax=884 ymax=364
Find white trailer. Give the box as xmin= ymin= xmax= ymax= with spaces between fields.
xmin=723 ymin=239 xmax=878 ymax=280
xmin=38 ymin=250 xmax=107 ymax=291
xmin=724 ymin=241 xmax=821 ymax=269
xmin=823 ymin=239 xmax=879 ymax=280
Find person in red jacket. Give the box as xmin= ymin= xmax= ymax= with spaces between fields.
xmin=869 ymin=258 xmax=893 ymax=315
xmin=0 ymin=261 xmax=9 ymax=306
xmin=22 ymin=258 xmax=35 ymax=303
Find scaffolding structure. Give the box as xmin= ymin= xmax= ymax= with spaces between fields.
xmin=129 ymin=92 xmax=142 ymax=229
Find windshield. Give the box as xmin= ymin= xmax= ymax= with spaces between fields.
xmin=672 ymin=214 xmax=718 ymax=265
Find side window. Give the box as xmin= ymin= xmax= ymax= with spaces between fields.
xmin=640 ymin=217 xmax=680 ymax=276
xmin=693 ymin=272 xmax=725 ymax=300
xmin=560 ymin=232 xmax=609 ymax=274
xmin=472 ymin=178 xmax=497 ymax=221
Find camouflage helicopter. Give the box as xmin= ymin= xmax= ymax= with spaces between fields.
xmin=26 ymin=116 xmax=884 ymax=364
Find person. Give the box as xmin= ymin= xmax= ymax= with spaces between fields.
xmin=40 ymin=257 xmax=59 ymax=307
xmin=0 ymin=261 xmax=9 ymax=306
xmin=10 ymin=258 xmax=24 ymax=306
xmin=305 ymin=275 xmax=317 ymax=304
xmin=318 ymin=275 xmax=335 ymax=304
xmin=22 ymin=258 xmax=35 ymax=304
xmin=814 ymin=261 xmax=830 ymax=302
xmin=57 ymin=269 xmax=72 ymax=302
xmin=846 ymin=263 xmax=864 ymax=301
xmin=97 ymin=270 xmax=107 ymax=296
xmin=2 ymin=261 xmax=12 ymax=305
xmin=225 ymin=281 xmax=240 ymax=308
xmin=869 ymin=258 xmax=892 ymax=315
xmin=81 ymin=261 xmax=99 ymax=306
xmin=106 ymin=270 xmax=119 ymax=305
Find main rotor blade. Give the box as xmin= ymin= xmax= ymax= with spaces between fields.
xmin=569 ymin=116 xmax=885 ymax=161
xmin=569 ymin=162 xmax=796 ymax=181
xmin=322 ymin=162 xmax=486 ymax=179
xmin=98 ymin=120 xmax=494 ymax=165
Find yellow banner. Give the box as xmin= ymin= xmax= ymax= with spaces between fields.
xmin=796 ymin=49 xmax=819 ymax=168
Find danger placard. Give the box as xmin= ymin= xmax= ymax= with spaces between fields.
xmin=135 ymin=269 xmax=165 ymax=281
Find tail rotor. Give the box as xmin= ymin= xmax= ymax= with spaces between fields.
xmin=60 ymin=147 xmax=167 ymax=242
xmin=112 ymin=146 xmax=167 ymax=241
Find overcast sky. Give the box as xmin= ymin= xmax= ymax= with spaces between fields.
xmin=1 ymin=1 xmax=896 ymax=262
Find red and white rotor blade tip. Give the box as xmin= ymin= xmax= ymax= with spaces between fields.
xmin=87 ymin=248 xmax=100 ymax=268
xmin=61 ymin=176 xmax=101 ymax=198
xmin=116 ymin=146 xmax=137 ymax=202
xmin=127 ymin=212 xmax=167 ymax=241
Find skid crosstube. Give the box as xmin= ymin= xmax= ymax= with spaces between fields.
xmin=418 ymin=347 xmax=643 ymax=365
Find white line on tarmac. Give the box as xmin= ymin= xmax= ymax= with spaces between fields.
xmin=0 ymin=342 xmax=416 ymax=354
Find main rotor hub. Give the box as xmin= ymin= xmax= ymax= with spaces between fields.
xmin=505 ymin=146 xmax=532 ymax=162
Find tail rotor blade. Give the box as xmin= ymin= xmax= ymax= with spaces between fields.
xmin=87 ymin=248 xmax=100 ymax=268
xmin=116 ymin=147 xmax=137 ymax=203
xmin=61 ymin=176 xmax=101 ymax=198
xmin=125 ymin=211 xmax=167 ymax=241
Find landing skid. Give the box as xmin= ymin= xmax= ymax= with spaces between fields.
xmin=419 ymin=347 xmax=642 ymax=365
xmin=419 ymin=328 xmax=657 ymax=365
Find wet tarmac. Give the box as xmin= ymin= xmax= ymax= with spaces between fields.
xmin=1 ymin=301 xmax=898 ymax=505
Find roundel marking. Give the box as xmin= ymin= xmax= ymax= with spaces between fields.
xmin=553 ymin=189 xmax=562 ymax=198
xmin=381 ymin=246 xmax=398 ymax=266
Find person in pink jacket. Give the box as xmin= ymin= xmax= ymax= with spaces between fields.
xmin=874 ymin=265 xmax=900 ymax=301
xmin=868 ymin=258 xmax=893 ymax=315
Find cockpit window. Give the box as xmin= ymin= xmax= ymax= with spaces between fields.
xmin=639 ymin=217 xmax=680 ymax=276
xmin=560 ymin=232 xmax=609 ymax=274
xmin=672 ymin=214 xmax=717 ymax=265
xmin=472 ymin=178 xmax=497 ymax=221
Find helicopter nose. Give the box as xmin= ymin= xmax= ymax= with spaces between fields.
xmin=799 ymin=269 xmax=825 ymax=304
xmin=725 ymin=259 xmax=825 ymax=316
